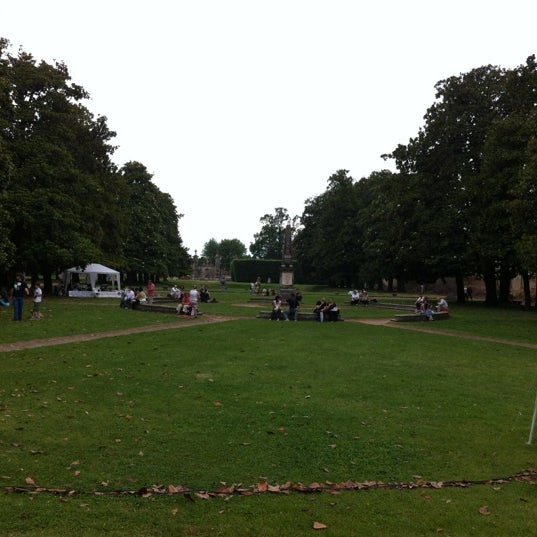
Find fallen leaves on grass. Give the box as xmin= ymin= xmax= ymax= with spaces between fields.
xmin=6 ymin=469 xmax=537 ymax=500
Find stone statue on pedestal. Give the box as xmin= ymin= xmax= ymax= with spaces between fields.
xmin=279 ymin=224 xmax=294 ymax=299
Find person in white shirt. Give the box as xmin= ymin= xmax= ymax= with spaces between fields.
xmin=349 ymin=289 xmax=360 ymax=305
xmin=437 ymin=297 xmax=449 ymax=312
xmin=31 ymin=282 xmax=43 ymax=320
xmin=120 ymin=287 xmax=136 ymax=309
xmin=189 ymin=286 xmax=199 ymax=317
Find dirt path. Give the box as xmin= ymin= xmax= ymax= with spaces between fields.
xmin=2 ymin=313 xmax=536 ymax=352
xmin=352 ymin=317 xmax=537 ymax=350
xmin=0 ymin=314 xmax=238 ymax=353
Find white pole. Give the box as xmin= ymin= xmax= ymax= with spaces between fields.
xmin=527 ymin=390 xmax=537 ymax=445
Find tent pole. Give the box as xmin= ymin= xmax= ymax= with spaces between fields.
xmin=527 ymin=390 xmax=537 ymax=445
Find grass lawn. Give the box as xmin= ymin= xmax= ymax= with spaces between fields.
xmin=1 ymin=285 xmax=537 ymax=535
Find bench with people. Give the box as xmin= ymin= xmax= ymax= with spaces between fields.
xmin=258 ymin=292 xmax=343 ymax=321
xmin=347 ymin=289 xmax=373 ymax=306
xmin=119 ymin=287 xmax=148 ymax=309
xmin=392 ymin=295 xmax=449 ymax=322
xmin=168 ymin=284 xmax=184 ymax=300
xmin=313 ymin=297 xmax=341 ymax=322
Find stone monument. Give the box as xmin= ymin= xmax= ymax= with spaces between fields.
xmin=279 ymin=224 xmax=295 ymax=299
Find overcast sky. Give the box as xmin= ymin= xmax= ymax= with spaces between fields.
xmin=3 ymin=1 xmax=537 ymax=255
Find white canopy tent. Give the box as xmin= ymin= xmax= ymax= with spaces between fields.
xmin=64 ymin=263 xmax=122 ymax=297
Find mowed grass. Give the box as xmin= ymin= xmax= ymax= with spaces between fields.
xmin=2 ymin=304 xmax=537 ymax=536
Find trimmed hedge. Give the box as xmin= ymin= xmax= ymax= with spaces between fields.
xmin=230 ymin=259 xmax=281 ymax=283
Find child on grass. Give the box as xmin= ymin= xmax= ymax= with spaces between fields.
xmin=31 ymin=282 xmax=43 ymax=320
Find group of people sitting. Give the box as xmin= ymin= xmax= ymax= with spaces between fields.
xmin=269 ymin=293 xmax=340 ymax=322
xmin=169 ymin=284 xmax=215 ymax=304
xmin=348 ymin=289 xmax=372 ymax=306
xmin=168 ymin=284 xmax=185 ymax=300
xmin=119 ymin=287 xmax=147 ymax=309
xmin=313 ymin=298 xmax=340 ymax=322
xmin=270 ymin=291 xmax=302 ymax=321
xmin=175 ymin=286 xmax=201 ymax=317
xmin=415 ymin=295 xmax=449 ymax=320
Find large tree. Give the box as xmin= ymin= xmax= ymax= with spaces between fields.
xmin=201 ymin=238 xmax=219 ymax=264
xmin=0 ymin=39 xmax=192 ymax=289
xmin=202 ymin=238 xmax=246 ymax=270
xmin=0 ymin=39 xmax=123 ymax=290
xmin=120 ymin=161 xmax=188 ymax=282
xmin=294 ymin=170 xmax=364 ymax=286
xmin=386 ymin=61 xmax=533 ymax=303
xmin=249 ymin=207 xmax=293 ymax=259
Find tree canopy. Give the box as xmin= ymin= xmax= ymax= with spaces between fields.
xmin=0 ymin=38 xmax=189 ymax=289
xmin=249 ymin=207 xmax=296 ymax=259
xmin=201 ymin=237 xmax=246 ymax=270
xmin=294 ymin=56 xmax=537 ymax=305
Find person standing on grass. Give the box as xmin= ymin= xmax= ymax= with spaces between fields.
xmin=147 ymin=280 xmax=156 ymax=304
xmin=286 ymin=292 xmax=300 ymax=321
xmin=10 ymin=272 xmax=29 ymax=321
xmin=31 ymin=281 xmax=43 ymax=320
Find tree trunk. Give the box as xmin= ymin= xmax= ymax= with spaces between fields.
xmin=522 ymin=271 xmax=531 ymax=308
xmin=397 ymin=274 xmax=406 ymax=293
xmin=42 ymin=268 xmax=53 ymax=295
xmin=455 ymin=272 xmax=465 ymax=303
xmin=483 ymin=269 xmax=498 ymax=306
xmin=498 ymin=265 xmax=511 ymax=304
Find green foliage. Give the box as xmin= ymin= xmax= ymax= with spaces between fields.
xmin=0 ymin=42 xmax=131 ymax=285
xmin=201 ymin=237 xmax=219 ymax=263
xmin=201 ymin=237 xmax=247 ymax=270
xmin=295 ymin=171 xmax=358 ymax=286
xmin=383 ymin=56 xmax=537 ymax=304
xmin=0 ymin=40 xmax=188 ymax=288
xmin=120 ymin=162 xmax=189 ymax=281
xmin=295 ymin=56 xmax=537 ymax=305
xmin=250 ymin=207 xmax=294 ymax=259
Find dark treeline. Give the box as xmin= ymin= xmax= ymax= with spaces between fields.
xmin=0 ymin=39 xmax=189 ymax=291
xmin=294 ymin=56 xmax=537 ymax=306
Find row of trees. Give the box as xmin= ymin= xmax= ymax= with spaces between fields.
xmin=0 ymin=38 xmax=189 ymax=291
xmin=294 ymin=56 xmax=537 ymax=306
xmin=200 ymin=208 xmax=296 ymax=270
xmin=200 ymin=238 xmax=246 ymax=271
xmin=4 ymin=37 xmax=536 ymax=305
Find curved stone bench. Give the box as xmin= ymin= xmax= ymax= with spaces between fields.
xmin=391 ymin=312 xmax=449 ymax=322
xmin=256 ymin=311 xmax=343 ymax=321
xmin=135 ymin=303 xmax=202 ymax=316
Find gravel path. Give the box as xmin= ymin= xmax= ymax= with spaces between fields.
xmin=0 ymin=314 xmax=237 ymax=352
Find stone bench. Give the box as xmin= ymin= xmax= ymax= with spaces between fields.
xmin=152 ymin=296 xmax=180 ymax=303
xmin=257 ymin=311 xmax=343 ymax=321
xmin=344 ymin=301 xmax=414 ymax=310
xmin=391 ymin=312 xmax=449 ymax=322
xmin=135 ymin=303 xmax=202 ymax=316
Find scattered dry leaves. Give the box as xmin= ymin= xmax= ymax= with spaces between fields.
xmin=478 ymin=505 xmax=491 ymax=516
